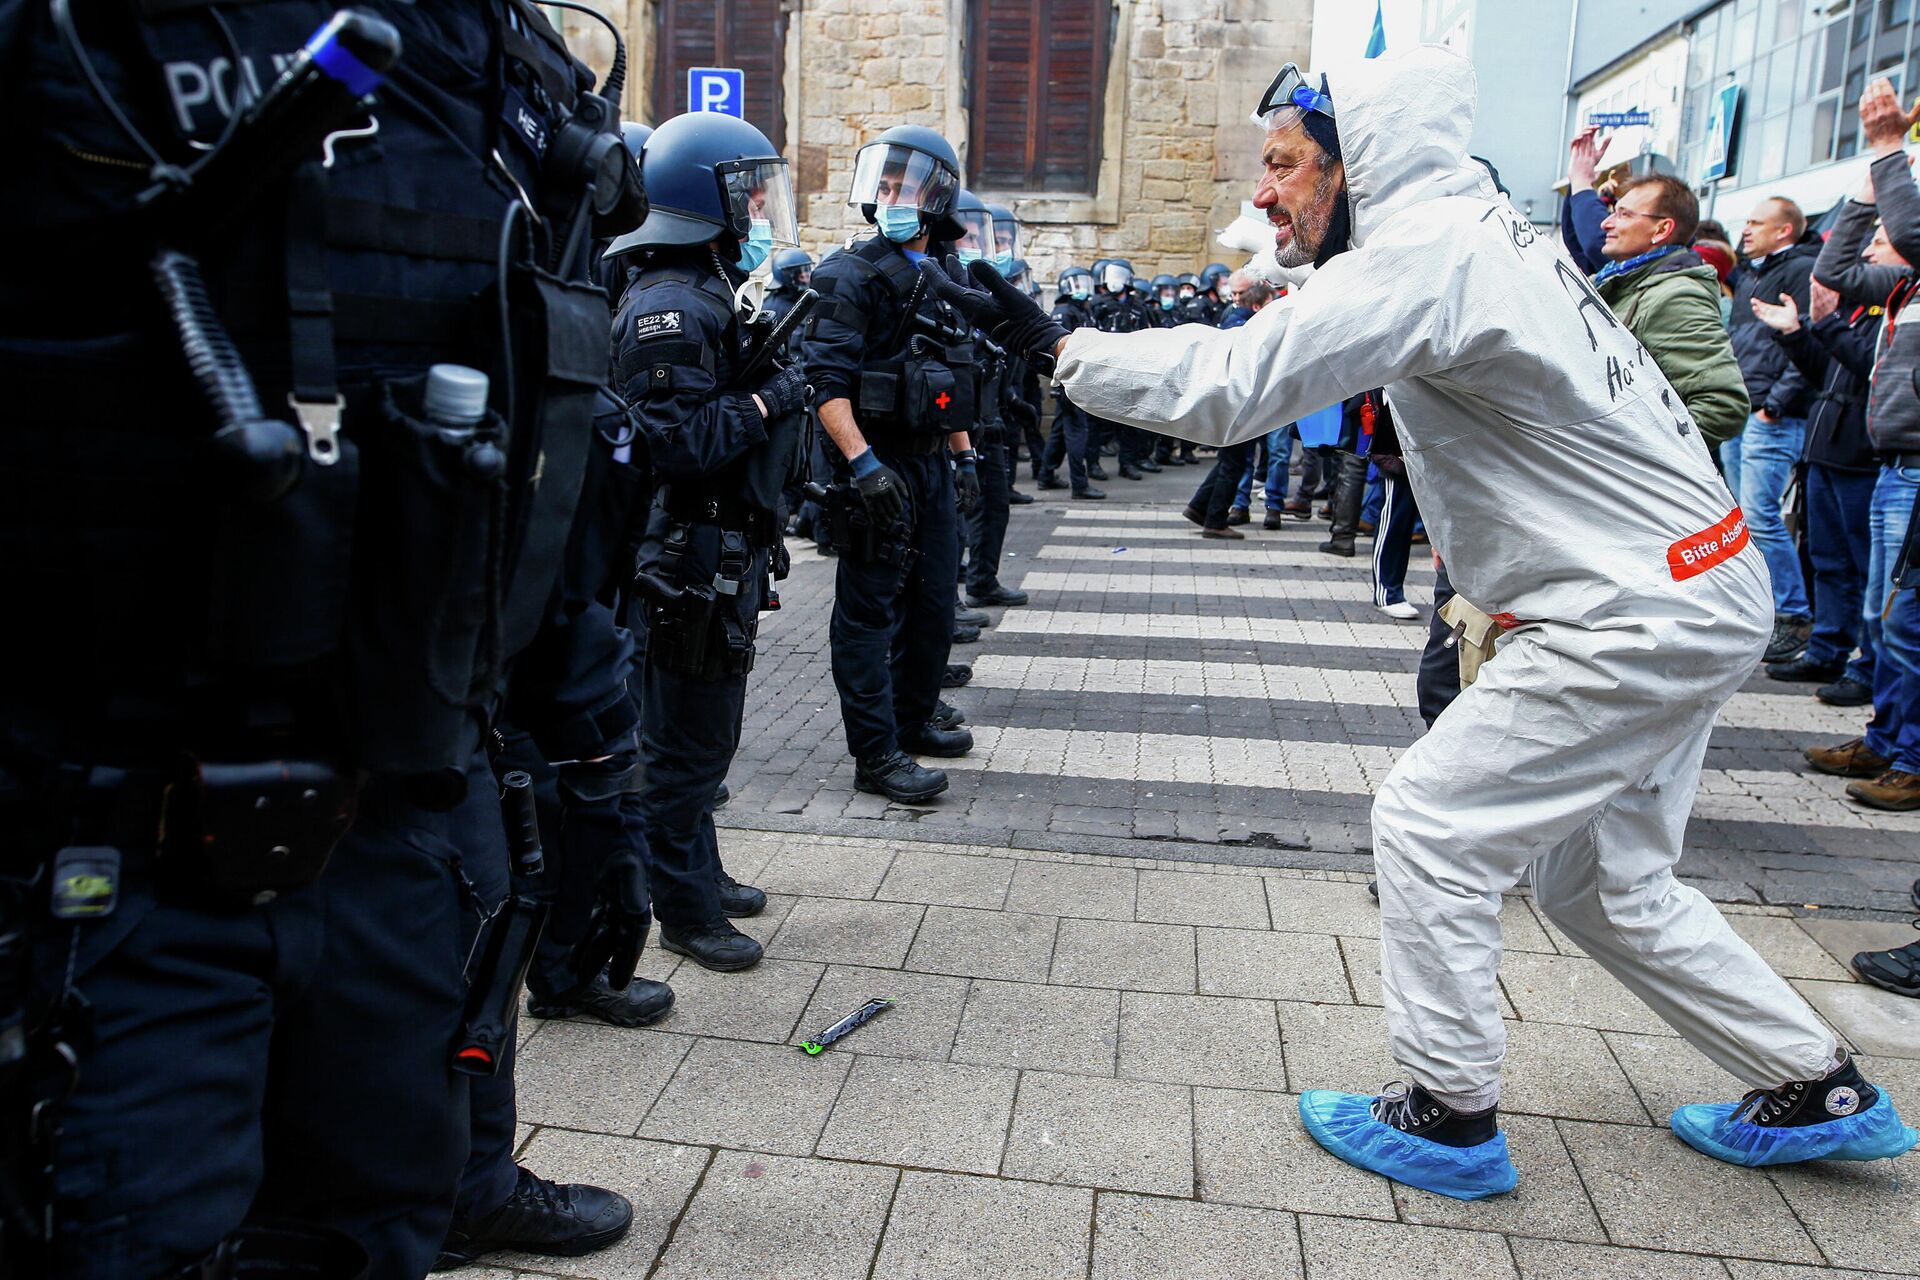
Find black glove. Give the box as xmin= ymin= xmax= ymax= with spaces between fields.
xmin=917 ymin=259 xmax=1070 ymax=374
xmin=952 ymin=448 xmax=981 ymax=513
xmin=755 ymin=364 xmax=807 ymax=420
xmin=854 ymin=459 xmax=907 ymax=525
xmin=568 ymin=792 xmax=654 ymax=991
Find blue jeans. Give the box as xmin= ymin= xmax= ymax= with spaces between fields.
xmin=1803 ymin=463 xmax=1877 ymax=683
xmin=1735 ymin=413 xmax=1810 ymax=618
xmin=1864 ymin=462 xmax=1920 ymax=774
xmin=1718 ymin=433 xmax=1742 ymax=497
xmin=1236 ymin=424 xmax=1295 ymax=508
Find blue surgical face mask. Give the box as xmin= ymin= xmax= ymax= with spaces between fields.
xmin=877 ymin=204 xmax=924 ymax=243
xmin=1071 ymin=286 xmax=1091 ymax=301
xmin=734 ymin=218 xmax=773 ymax=274
xmin=957 ymin=247 xmax=983 ymax=264
xmin=993 ymin=252 xmax=1016 ymax=274
xmin=1159 ymin=296 xmax=1176 ymax=310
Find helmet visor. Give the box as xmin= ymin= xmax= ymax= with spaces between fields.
xmin=719 ymin=158 xmax=800 ymax=247
xmin=953 ymin=207 xmax=993 ymax=255
xmin=1100 ymin=263 xmax=1131 ymax=292
xmin=848 ymin=143 xmax=958 ymax=214
xmin=992 ymin=214 xmax=1021 ymax=261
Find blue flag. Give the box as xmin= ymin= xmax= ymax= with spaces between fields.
xmin=1365 ymin=0 xmax=1387 ymax=58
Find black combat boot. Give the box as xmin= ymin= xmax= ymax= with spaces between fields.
xmin=855 ymin=750 xmax=949 ymax=802
xmin=967 ymin=584 xmax=1029 ymax=607
xmin=527 ymin=973 xmax=675 ymax=1028
xmin=717 ymin=871 xmax=767 ymax=918
xmin=929 ymin=700 xmax=968 ymax=729
xmin=435 ymin=1167 xmax=633 ymax=1269
xmin=898 ymin=723 xmax=973 ymax=758
xmin=659 ymin=920 xmax=763 ymax=972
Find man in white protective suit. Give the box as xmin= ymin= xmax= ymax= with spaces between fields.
xmin=918 ymin=46 xmax=1916 ymax=1200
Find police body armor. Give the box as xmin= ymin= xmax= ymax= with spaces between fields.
xmin=833 ymin=237 xmax=976 ymax=446
xmin=4 ymin=1 xmax=618 ymax=841
xmin=622 ymin=264 xmax=799 ymax=682
xmin=1089 ymin=292 xmax=1145 ymax=337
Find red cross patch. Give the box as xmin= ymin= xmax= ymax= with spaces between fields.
xmin=935 ymin=391 xmax=952 ymax=411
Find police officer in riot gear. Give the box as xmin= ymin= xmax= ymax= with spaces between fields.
xmin=1198 ymin=263 xmax=1232 ymax=324
xmin=1174 ymin=272 xmax=1208 ymax=323
xmin=1088 ymin=258 xmax=1154 ymax=479
xmin=766 ymin=247 xmax=815 ymax=323
xmin=603 ymin=111 xmax=800 ymax=972
xmin=801 ymin=125 xmax=979 ymax=804
xmin=1036 ymin=267 xmax=1105 ymax=499
xmin=1147 ymin=273 xmax=1181 ymax=324
xmin=950 ymin=190 xmax=1026 ymax=609
xmin=3 ymin=4 xmax=646 ymax=1276
xmin=984 ymin=207 xmax=1044 ymax=490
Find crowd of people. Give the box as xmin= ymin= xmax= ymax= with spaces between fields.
xmin=1552 ymin=85 xmax=1919 ymax=823
xmin=6 ymin=9 xmax=1919 ymax=1275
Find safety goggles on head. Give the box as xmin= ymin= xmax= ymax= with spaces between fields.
xmin=848 ymin=143 xmax=958 ymax=215
xmin=1255 ymin=63 xmax=1334 ymax=123
xmin=718 ymin=157 xmax=800 ymax=246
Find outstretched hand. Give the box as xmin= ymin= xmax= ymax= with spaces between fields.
xmin=916 ymin=258 xmax=1070 ymax=374
xmin=1860 ymin=76 xmax=1920 ymax=155
xmin=1749 ymin=291 xmax=1801 ymax=334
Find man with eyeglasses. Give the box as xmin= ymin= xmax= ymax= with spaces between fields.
xmin=916 ymin=46 xmax=1915 ymax=1202
xmin=1590 ymin=174 xmax=1749 ymax=454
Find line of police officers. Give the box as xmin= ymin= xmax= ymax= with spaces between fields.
xmin=2 ymin=4 xmax=1243 ymax=1272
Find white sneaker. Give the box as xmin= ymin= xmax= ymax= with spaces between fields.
xmin=1379 ymin=600 xmax=1420 ymax=621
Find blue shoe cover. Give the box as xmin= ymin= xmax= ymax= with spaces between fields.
xmin=1298 ymin=1090 xmax=1518 ymax=1200
xmin=1670 ymin=1092 xmax=1919 ymax=1167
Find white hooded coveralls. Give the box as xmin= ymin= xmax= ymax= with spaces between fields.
xmin=1056 ymin=47 xmax=1837 ymax=1106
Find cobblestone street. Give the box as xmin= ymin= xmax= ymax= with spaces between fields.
xmin=497 ymin=471 xmax=1920 ymax=1279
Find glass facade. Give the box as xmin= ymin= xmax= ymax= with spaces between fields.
xmin=1678 ymin=0 xmax=1920 ymax=189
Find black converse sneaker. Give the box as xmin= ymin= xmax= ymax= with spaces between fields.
xmin=1368 ymin=1081 xmax=1499 ymax=1147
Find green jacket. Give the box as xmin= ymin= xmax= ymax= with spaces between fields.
xmin=1594 ymin=248 xmax=1749 ymax=447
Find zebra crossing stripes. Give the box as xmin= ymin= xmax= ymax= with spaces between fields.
xmin=939 ymin=725 xmax=1920 ymax=832
xmin=1035 ymin=544 xmax=1437 ymax=572
xmin=993 ymin=609 xmax=1426 ymax=650
xmin=959 ymin=654 xmax=1869 ymax=736
xmin=1019 ymin=571 xmax=1388 ymax=603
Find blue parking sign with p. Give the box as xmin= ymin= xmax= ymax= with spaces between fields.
xmin=688 ymin=67 xmax=745 ymax=118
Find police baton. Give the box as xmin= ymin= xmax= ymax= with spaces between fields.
xmin=452 ymin=772 xmax=552 ymax=1076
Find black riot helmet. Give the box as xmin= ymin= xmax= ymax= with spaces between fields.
xmin=603 ymin=111 xmax=797 ymax=258
xmin=1098 ymin=258 xmax=1133 ymax=294
xmin=620 ymin=120 xmax=653 ymax=158
xmin=770 ymin=247 xmax=814 ymax=290
xmin=849 ymin=124 xmax=965 ymax=242
xmin=1130 ymin=275 xmax=1150 ymax=298
xmin=1200 ymin=262 xmax=1231 ymax=295
xmin=1058 ymin=265 xmax=1094 ymax=300
xmin=1149 ymin=273 xmax=1179 ymax=309
xmin=1176 ymin=272 xmax=1201 ymax=299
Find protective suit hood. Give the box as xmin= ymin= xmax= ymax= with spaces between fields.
xmin=1320 ymin=47 xmax=1495 ymax=250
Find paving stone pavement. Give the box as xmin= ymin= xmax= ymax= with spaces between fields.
xmin=500 ymin=829 xmax=1920 ymax=1279
xmin=493 ymin=468 xmax=1920 ymax=1278
xmin=727 ymin=463 xmax=1920 ymax=917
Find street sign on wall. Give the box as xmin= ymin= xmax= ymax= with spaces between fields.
xmin=687 ymin=67 xmax=745 ymax=118
xmin=1588 ymin=108 xmax=1653 ymax=128
xmin=1703 ymin=82 xmax=1742 ymax=183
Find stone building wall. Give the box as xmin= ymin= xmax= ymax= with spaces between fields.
xmin=557 ymin=0 xmax=1313 ymax=288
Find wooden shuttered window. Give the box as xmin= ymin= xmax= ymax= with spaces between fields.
xmin=651 ymin=0 xmax=788 ymax=151
xmin=969 ymin=0 xmax=1110 ymax=193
